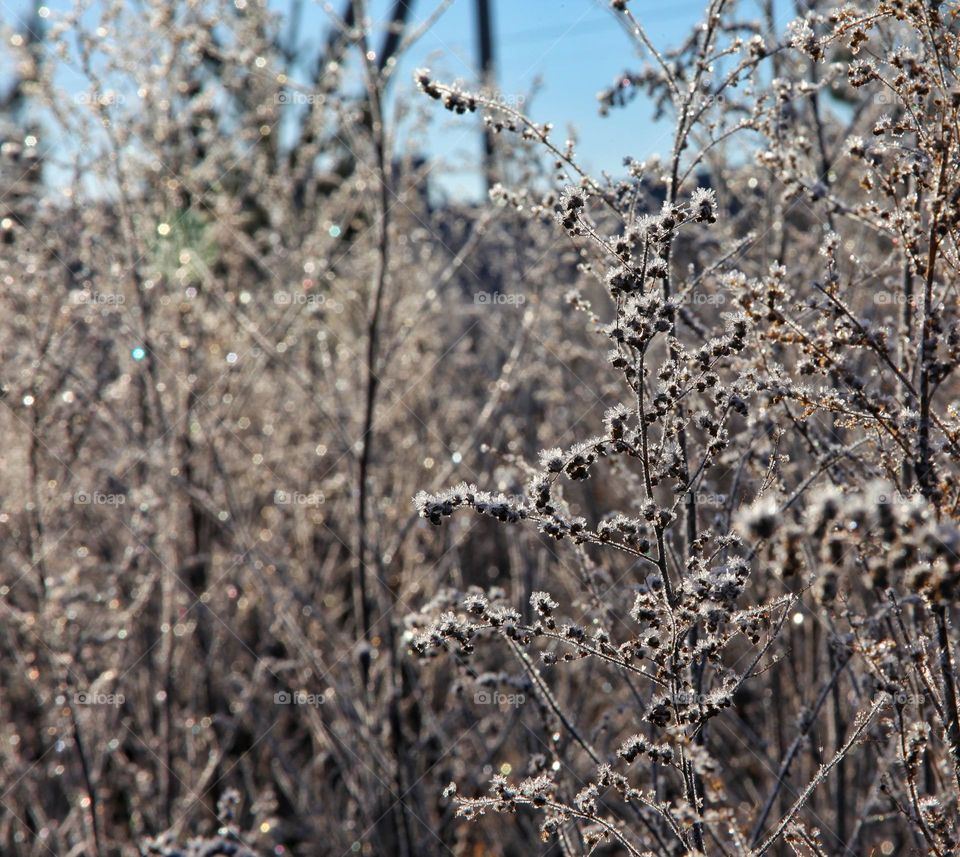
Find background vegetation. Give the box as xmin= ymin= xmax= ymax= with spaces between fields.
xmin=1 ymin=2 xmax=959 ymax=855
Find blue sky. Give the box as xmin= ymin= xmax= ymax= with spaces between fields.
xmin=356 ymin=0 xmax=713 ymax=196
xmin=4 ymin=0 xmax=785 ymax=198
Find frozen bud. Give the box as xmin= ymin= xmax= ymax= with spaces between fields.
xmin=442 ymin=89 xmax=477 ymax=114
xmin=530 ymin=591 xmax=558 ymax=616
xmin=647 ymin=257 xmax=668 ymax=280
xmin=608 ymin=349 xmax=628 ymax=368
xmin=464 ymin=593 xmax=488 ymax=615
xmin=415 ymin=68 xmax=441 ymax=99
xmin=414 ymin=490 xmax=458 ymax=524
xmin=847 ymin=135 xmax=866 ymax=158
xmin=736 ymin=497 xmax=780 ymax=540
xmin=561 ymin=186 xmax=586 ymax=212
xmin=606 ymin=265 xmax=638 ymax=297
xmin=528 ymin=474 xmax=553 ymax=512
xmin=604 ymin=404 xmax=630 ymax=439
xmin=787 ymin=18 xmax=822 ymax=60
xmin=694 ymin=412 xmax=715 ymax=431
xmin=847 ymin=59 xmax=876 ymax=87
xmin=617 ymin=734 xmax=649 ymax=763
xmin=540 ymin=448 xmax=565 ymax=473
xmin=574 ymin=785 xmax=599 ymax=815
xmin=691 ymin=187 xmax=717 ymax=223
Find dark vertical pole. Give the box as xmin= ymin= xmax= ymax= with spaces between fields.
xmin=378 ymin=1 xmax=416 ymax=73
xmin=475 ymin=0 xmax=496 ymax=191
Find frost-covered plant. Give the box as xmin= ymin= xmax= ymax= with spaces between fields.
xmin=2 ymin=0 xmax=960 ymax=854
xmin=142 ymin=790 xmax=265 ymax=857
xmin=0 ymin=2 xmax=600 ymax=855
xmin=413 ymin=1 xmax=960 ymax=854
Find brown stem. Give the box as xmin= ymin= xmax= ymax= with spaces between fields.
xmin=935 ymin=605 xmax=960 ymax=799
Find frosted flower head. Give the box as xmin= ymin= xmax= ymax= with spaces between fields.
xmin=690 ymin=187 xmax=717 ymax=224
